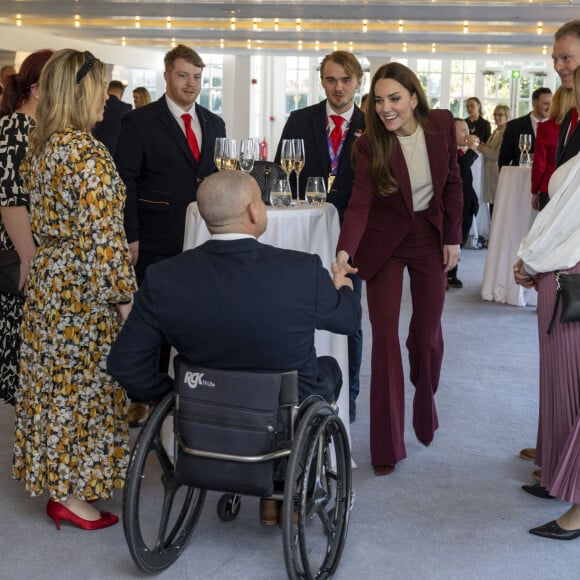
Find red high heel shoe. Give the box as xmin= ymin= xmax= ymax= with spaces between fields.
xmin=46 ymin=500 xmax=119 ymax=531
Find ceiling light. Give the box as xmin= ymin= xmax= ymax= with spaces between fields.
xmin=431 ymin=42 xmax=436 ymax=53
xmin=349 ymin=41 xmax=354 ymax=52
xmin=253 ymin=18 xmax=258 ymax=31
xmin=166 ymin=17 xmax=172 ymax=30
xmin=230 ymin=17 xmax=236 ymax=31
xmin=296 ymin=19 xmax=301 ymax=32
xmin=16 ymin=14 xmax=22 ymax=27
xmin=463 ymin=21 xmax=469 ymax=34
xmin=220 ymin=38 xmax=225 ymax=49
xmin=74 ymin=15 xmax=80 ymax=28
xmin=403 ymin=42 xmax=408 ymax=53
xmin=274 ymin=18 xmax=279 ymax=32
xmin=135 ymin=16 xmax=140 ymax=29
xmin=542 ymin=45 xmax=547 ymax=55
xmin=171 ymin=38 xmax=177 ymax=48
xmin=121 ymin=36 xmax=127 ymax=46
xmin=398 ymin=20 xmax=404 ymax=33
xmin=333 ymin=41 xmax=338 ymax=51
xmin=362 ymin=20 xmax=368 ymax=33
xmin=298 ymin=40 xmax=303 ymax=51
xmin=247 ymin=39 xmax=252 ymax=50
xmin=315 ymin=40 xmax=320 ymax=51
xmin=487 ymin=44 xmax=492 ymax=54
xmin=537 ymin=22 xmax=543 ymax=35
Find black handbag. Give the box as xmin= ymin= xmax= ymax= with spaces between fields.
xmin=0 ymin=249 xmax=22 ymax=296
xmin=546 ymin=272 xmax=580 ymax=334
xmin=250 ymin=161 xmax=286 ymax=205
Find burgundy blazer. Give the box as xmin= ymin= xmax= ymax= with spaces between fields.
xmin=531 ymin=118 xmax=559 ymax=194
xmin=337 ymin=109 xmax=463 ymax=281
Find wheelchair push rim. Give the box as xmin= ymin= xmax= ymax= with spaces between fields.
xmin=122 ymin=392 xmax=207 ymax=575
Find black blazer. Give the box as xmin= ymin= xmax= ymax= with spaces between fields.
xmin=107 ymin=238 xmax=361 ymax=402
xmin=274 ymin=101 xmax=365 ymax=222
xmin=92 ymin=94 xmax=132 ymax=155
xmin=498 ymin=114 xmax=535 ymax=169
xmin=114 ymin=96 xmax=226 ymax=267
xmin=556 ymin=108 xmax=580 ymax=167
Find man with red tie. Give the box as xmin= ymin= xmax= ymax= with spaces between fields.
xmin=553 ymin=20 xmax=580 ymax=167
xmin=274 ymin=51 xmax=365 ymax=423
xmin=115 ymin=44 xmax=226 ymax=426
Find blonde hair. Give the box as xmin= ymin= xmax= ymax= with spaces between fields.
xmin=29 ymin=49 xmax=107 ymax=156
xmin=133 ymin=86 xmax=152 ymax=107
xmin=548 ymin=86 xmax=574 ymax=124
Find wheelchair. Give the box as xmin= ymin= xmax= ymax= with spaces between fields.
xmin=122 ymin=355 xmax=352 ymax=579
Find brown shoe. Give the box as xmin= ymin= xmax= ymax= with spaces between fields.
xmin=533 ymin=468 xmax=541 ymax=481
xmin=127 ymin=402 xmax=149 ymax=428
xmin=259 ymin=499 xmax=280 ymax=526
xmin=519 ymin=448 xmax=536 ymax=462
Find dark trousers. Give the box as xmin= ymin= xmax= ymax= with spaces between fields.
xmin=348 ymin=275 xmax=363 ymax=402
xmin=366 ymin=212 xmax=445 ymax=466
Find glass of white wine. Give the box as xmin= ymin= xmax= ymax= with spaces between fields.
xmin=280 ymin=139 xmax=295 ymax=186
xmin=292 ymin=139 xmax=305 ymax=202
xmin=223 ymin=138 xmax=238 ymax=170
xmin=305 ymin=176 xmax=327 ymax=205
xmin=214 ymin=137 xmax=226 ymax=171
xmin=239 ymin=138 xmax=255 ymax=173
xmin=519 ymin=133 xmax=531 ymax=167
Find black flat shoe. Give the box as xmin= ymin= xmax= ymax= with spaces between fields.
xmin=529 ymin=520 xmax=580 ymax=540
xmin=521 ymin=482 xmax=554 ymax=499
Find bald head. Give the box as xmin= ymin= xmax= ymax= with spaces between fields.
xmin=197 ymin=170 xmax=266 ymax=236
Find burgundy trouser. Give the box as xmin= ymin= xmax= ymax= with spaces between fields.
xmin=366 ymin=211 xmax=447 ymax=466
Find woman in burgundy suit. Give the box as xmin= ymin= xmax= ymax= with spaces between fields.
xmin=531 ymin=87 xmax=574 ymax=211
xmin=335 ymin=63 xmax=463 ymax=475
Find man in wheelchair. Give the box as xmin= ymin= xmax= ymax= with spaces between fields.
xmin=108 ymin=170 xmax=361 ymax=526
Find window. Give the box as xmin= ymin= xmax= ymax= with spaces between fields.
xmin=417 ymin=59 xmax=442 ymax=109
xmin=199 ymin=54 xmax=223 ymax=115
xmin=285 ymin=56 xmax=311 ymax=114
xmin=449 ymin=59 xmax=476 ymax=117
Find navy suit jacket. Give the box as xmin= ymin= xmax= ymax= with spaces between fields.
xmin=498 ymin=114 xmax=535 ymax=169
xmin=108 ymin=238 xmax=361 ymax=402
xmin=274 ymin=101 xmax=365 ymax=221
xmin=114 ymin=96 xmax=226 ymax=270
xmin=92 ymin=94 xmax=132 ymax=155
xmin=556 ymin=108 xmax=580 ymax=167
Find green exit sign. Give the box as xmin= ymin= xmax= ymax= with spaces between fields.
xmin=511 ymin=70 xmax=521 ymax=79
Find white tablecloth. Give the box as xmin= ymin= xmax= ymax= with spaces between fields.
xmin=481 ymin=167 xmax=538 ymax=306
xmin=467 ymin=152 xmax=490 ymax=247
xmin=183 ymin=201 xmax=351 ymax=441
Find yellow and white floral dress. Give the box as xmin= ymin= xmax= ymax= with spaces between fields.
xmin=13 ymin=128 xmax=137 ymax=501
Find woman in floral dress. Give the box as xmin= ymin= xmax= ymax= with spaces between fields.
xmin=0 ymin=50 xmax=53 ymax=405
xmin=13 ymin=49 xmax=137 ymax=530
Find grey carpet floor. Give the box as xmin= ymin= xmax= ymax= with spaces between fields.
xmin=1 ymin=248 xmax=579 ymax=579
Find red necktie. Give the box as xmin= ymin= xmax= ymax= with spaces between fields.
xmin=330 ymin=115 xmax=344 ymax=154
xmin=181 ymin=113 xmax=200 ymax=162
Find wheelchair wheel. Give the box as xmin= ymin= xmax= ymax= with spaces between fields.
xmin=217 ymin=493 xmax=241 ymax=522
xmin=123 ymin=392 xmax=207 ymax=575
xmin=282 ymin=400 xmax=352 ymax=580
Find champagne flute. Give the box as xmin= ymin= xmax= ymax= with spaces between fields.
xmin=239 ymin=138 xmax=255 ymax=173
xmin=292 ymin=139 xmax=305 ymax=202
xmin=519 ymin=134 xmax=531 ymax=166
xmin=269 ymin=178 xmax=292 ymax=208
xmin=214 ymin=137 xmax=226 ymax=171
xmin=280 ymin=139 xmax=295 ymax=185
xmin=305 ymin=176 xmax=327 ymax=205
xmin=223 ymin=138 xmax=238 ymax=171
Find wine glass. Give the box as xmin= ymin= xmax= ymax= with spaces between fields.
xmin=239 ymin=138 xmax=255 ymax=173
xmin=269 ymin=178 xmax=292 ymax=208
xmin=223 ymin=138 xmax=238 ymax=170
xmin=519 ymin=134 xmax=531 ymax=166
xmin=214 ymin=137 xmax=226 ymax=170
xmin=280 ymin=139 xmax=295 ymax=185
xmin=292 ymin=139 xmax=305 ymax=202
xmin=305 ymin=177 xmax=327 ymax=206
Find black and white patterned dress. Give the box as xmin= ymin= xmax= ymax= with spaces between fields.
xmin=0 ymin=113 xmax=33 ymax=404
